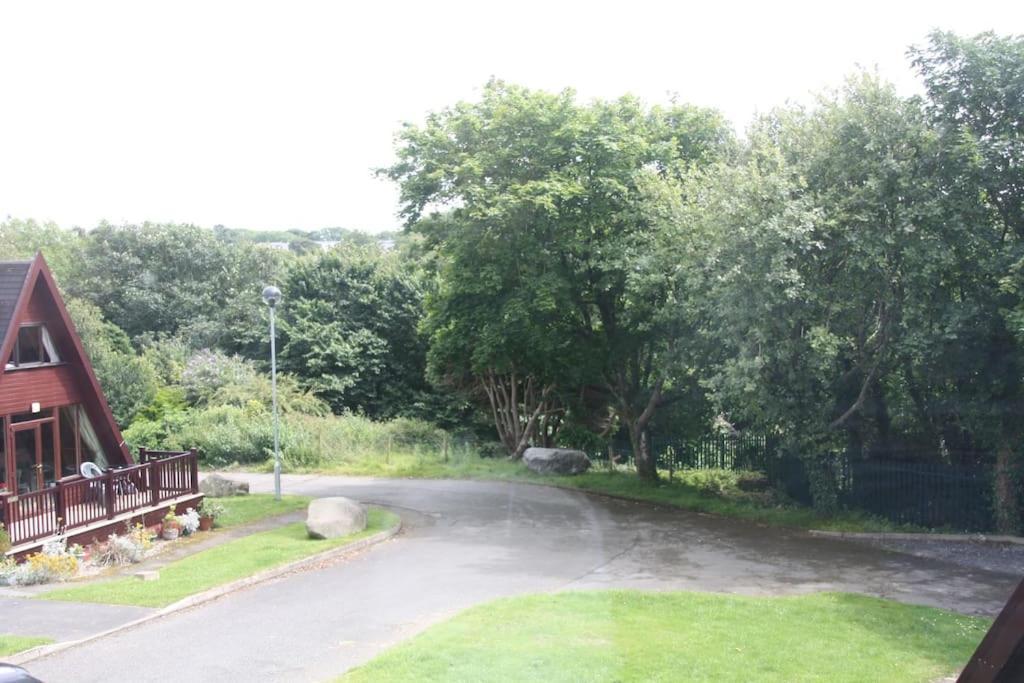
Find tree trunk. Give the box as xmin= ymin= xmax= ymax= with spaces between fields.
xmin=480 ymin=370 xmax=557 ymax=460
xmin=630 ymin=427 xmax=658 ymax=481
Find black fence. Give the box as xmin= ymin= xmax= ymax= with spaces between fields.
xmin=587 ymin=434 xmax=1001 ymax=532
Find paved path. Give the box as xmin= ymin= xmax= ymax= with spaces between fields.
xmin=25 ymin=474 xmax=1022 ymax=682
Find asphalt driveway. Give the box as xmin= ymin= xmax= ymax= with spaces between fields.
xmin=25 ymin=474 xmax=1022 ymax=682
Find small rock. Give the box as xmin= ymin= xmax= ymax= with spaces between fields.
xmin=134 ymin=571 xmax=159 ymax=581
xmin=199 ymin=474 xmax=250 ymax=497
xmin=306 ymin=497 xmax=367 ymax=539
xmin=523 ymin=447 xmax=592 ymax=475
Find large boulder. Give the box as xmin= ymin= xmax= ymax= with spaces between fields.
xmin=199 ymin=474 xmax=250 ymax=497
xmin=306 ymin=497 xmax=367 ymax=539
xmin=523 ymin=447 xmax=592 ymax=476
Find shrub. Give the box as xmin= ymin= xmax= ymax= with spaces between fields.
xmin=0 ymin=523 xmax=10 ymax=553
xmin=93 ymin=533 xmax=146 ymax=566
xmin=179 ymin=508 xmax=201 ymax=535
xmin=678 ymin=468 xmax=739 ymax=496
xmin=19 ymin=552 xmax=78 ymax=584
xmin=0 ymin=557 xmax=18 ymax=586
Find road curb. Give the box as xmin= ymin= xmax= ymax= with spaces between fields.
xmin=10 ymin=514 xmax=402 ymax=666
xmin=807 ymin=530 xmax=1024 ymax=545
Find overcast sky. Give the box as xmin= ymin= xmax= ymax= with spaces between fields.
xmin=1 ymin=1 xmax=1021 ymax=234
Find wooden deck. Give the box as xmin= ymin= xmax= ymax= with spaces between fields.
xmin=1 ymin=449 xmax=201 ymax=553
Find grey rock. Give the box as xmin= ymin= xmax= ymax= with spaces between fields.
xmin=306 ymin=497 xmax=367 ymax=539
xmin=523 ymin=447 xmax=592 ymax=475
xmin=199 ymin=474 xmax=250 ymax=497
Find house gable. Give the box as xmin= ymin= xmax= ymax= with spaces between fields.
xmin=0 ymin=253 xmax=130 ymax=466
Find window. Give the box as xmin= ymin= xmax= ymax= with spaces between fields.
xmin=7 ymin=324 xmax=60 ymax=368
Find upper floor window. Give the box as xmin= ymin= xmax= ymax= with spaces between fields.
xmin=6 ymin=324 xmax=61 ymax=369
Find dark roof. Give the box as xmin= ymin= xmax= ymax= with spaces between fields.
xmin=0 ymin=260 xmax=31 ymax=346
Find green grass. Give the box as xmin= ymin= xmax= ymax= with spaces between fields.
xmin=0 ymin=635 xmax=53 ymax=656
xmin=341 ymin=591 xmax=989 ymax=683
xmin=40 ymin=508 xmax=399 ymax=608
xmin=213 ymin=494 xmax=313 ymax=529
xmin=270 ymin=448 xmax=902 ymax=533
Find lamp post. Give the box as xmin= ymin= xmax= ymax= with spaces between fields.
xmin=262 ymin=285 xmax=283 ymax=501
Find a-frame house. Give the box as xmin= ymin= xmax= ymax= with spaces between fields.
xmin=0 ymin=252 xmax=131 ymax=491
xmin=0 ymin=252 xmax=200 ymax=555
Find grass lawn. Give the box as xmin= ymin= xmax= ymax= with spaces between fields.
xmin=213 ymin=494 xmax=313 ymax=529
xmin=341 ymin=591 xmax=989 ymax=683
xmin=274 ymin=451 xmax=901 ymax=533
xmin=40 ymin=508 xmax=399 ymax=608
xmin=0 ymin=635 xmax=53 ymax=657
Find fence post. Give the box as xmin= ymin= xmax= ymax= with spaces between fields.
xmin=54 ymin=479 xmax=66 ymax=529
xmin=104 ymin=470 xmax=115 ymax=520
xmin=150 ymin=460 xmax=161 ymax=507
xmin=189 ymin=448 xmax=199 ymax=495
xmin=138 ymin=447 xmax=147 ymax=464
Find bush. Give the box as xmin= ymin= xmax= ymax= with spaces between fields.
xmin=19 ymin=552 xmax=78 ymax=585
xmin=93 ymin=533 xmax=146 ymax=566
xmin=677 ymin=469 xmax=739 ymax=496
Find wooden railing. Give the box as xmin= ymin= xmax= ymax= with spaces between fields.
xmin=0 ymin=448 xmax=199 ymax=547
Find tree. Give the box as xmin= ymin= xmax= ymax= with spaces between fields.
xmin=694 ymin=74 xmax=961 ymax=510
xmin=386 ymin=80 xmax=733 ymax=474
xmin=277 ymin=244 xmax=434 ymax=419
xmin=65 ymin=222 xmax=285 ymax=349
xmin=64 ymin=297 xmax=158 ymax=427
xmin=911 ymin=31 xmax=1024 ymax=532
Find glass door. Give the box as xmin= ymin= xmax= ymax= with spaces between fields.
xmin=12 ymin=426 xmax=41 ymax=493
xmin=10 ymin=420 xmax=57 ymax=493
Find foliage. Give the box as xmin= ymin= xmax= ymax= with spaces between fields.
xmin=676 ymin=468 xmax=740 ymax=496
xmin=0 ymin=524 xmax=10 ymax=554
xmin=180 ymin=349 xmax=327 ymax=415
xmin=41 ymin=510 xmax=400 ymax=608
xmin=63 ymin=222 xmax=285 ymax=351
xmin=162 ymin=511 xmax=181 ymax=531
xmin=277 ymin=244 xmax=436 ymax=419
xmin=65 ymin=296 xmax=159 ymax=426
xmin=92 ymin=526 xmax=151 ymax=566
xmin=179 ymin=508 xmax=201 ymax=535
xmin=197 ymin=499 xmax=226 ymax=522
xmin=388 ymin=80 xmax=733 ymax=470
xmin=19 ymin=551 xmax=79 ymax=585
xmin=341 ymin=591 xmax=989 ymax=683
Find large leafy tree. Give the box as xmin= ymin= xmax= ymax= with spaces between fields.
xmin=277 ymin=244 xmax=434 ymax=419
xmin=66 ymin=222 xmax=284 ymax=350
xmin=386 ymin=80 xmax=733 ymax=475
xmin=910 ymin=31 xmax=1024 ymax=531
xmin=694 ymin=75 xmax=961 ymax=510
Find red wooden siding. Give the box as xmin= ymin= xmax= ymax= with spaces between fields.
xmin=0 ymin=365 xmax=83 ymax=414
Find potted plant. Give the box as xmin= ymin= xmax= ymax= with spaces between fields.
xmin=161 ymin=511 xmax=181 ymax=540
xmin=197 ymin=500 xmax=225 ymax=531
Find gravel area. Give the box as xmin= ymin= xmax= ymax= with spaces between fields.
xmin=856 ymin=537 xmax=1024 ymax=576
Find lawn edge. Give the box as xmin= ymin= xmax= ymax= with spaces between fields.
xmin=10 ymin=511 xmax=402 ymax=666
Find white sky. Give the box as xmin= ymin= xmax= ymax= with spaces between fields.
xmin=1 ymin=1 xmax=1022 ymax=233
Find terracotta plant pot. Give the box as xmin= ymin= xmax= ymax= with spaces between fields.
xmin=198 ymin=516 xmax=214 ymax=532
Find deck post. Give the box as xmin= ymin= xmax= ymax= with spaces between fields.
xmin=138 ymin=447 xmax=147 ymax=464
xmin=104 ymin=470 xmax=115 ymax=520
xmin=189 ymin=448 xmax=199 ymax=494
xmin=54 ymin=479 xmax=65 ymax=529
xmin=151 ymin=460 xmax=161 ymax=507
